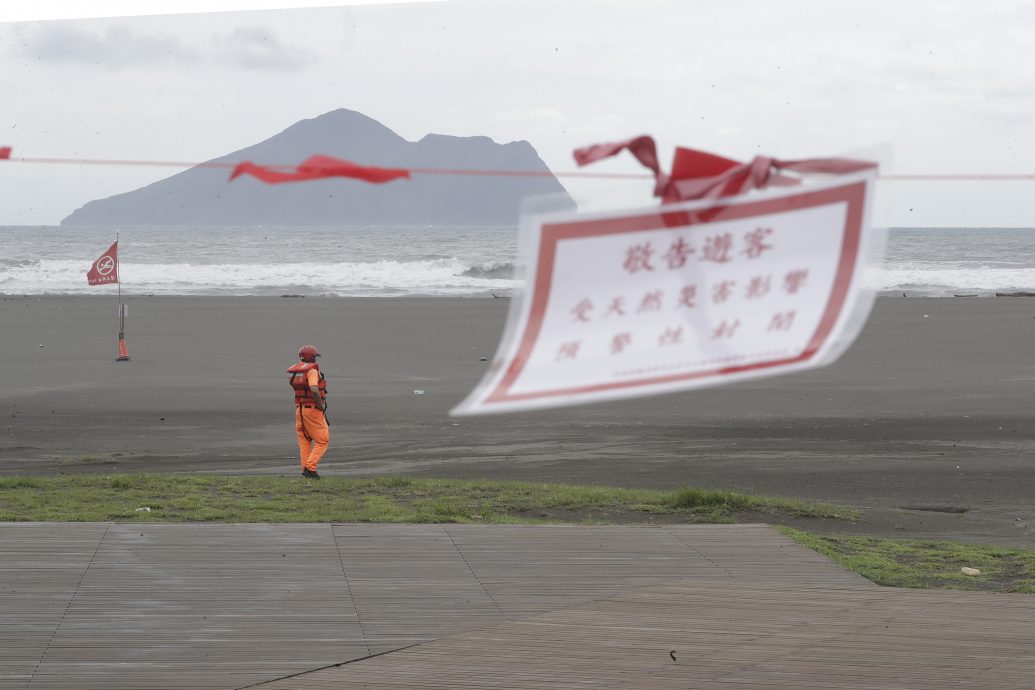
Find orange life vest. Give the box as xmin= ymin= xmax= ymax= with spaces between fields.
xmin=287 ymin=361 xmax=327 ymax=406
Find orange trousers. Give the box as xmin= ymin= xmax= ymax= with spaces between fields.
xmin=295 ymin=406 xmax=330 ymax=472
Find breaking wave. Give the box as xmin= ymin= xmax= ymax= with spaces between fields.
xmin=0 ymin=257 xmax=519 ymax=296
xmin=3 ymin=225 xmax=1033 ymax=297
xmin=880 ymin=264 xmax=1035 ymax=296
xmin=460 ymin=261 xmax=515 ymax=280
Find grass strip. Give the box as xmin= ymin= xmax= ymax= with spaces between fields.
xmin=3 ymin=475 xmax=1031 ymax=593
xmin=780 ymin=527 xmax=1035 ymax=594
xmin=0 ymin=474 xmax=854 ymax=524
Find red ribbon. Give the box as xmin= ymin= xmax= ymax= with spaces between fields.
xmin=230 ymin=154 xmax=410 ymax=185
xmin=0 ymin=146 xmax=11 ymax=160
xmin=574 ymin=136 xmax=875 ymax=202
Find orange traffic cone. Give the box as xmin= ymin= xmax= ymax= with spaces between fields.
xmin=116 ymin=333 xmax=129 ymax=361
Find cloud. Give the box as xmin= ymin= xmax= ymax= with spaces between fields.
xmin=13 ymin=22 xmax=315 ymax=71
xmin=210 ymin=26 xmax=314 ymax=71
xmin=16 ymin=24 xmax=200 ymax=68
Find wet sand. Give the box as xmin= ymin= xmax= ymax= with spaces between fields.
xmin=1 ymin=294 xmax=1033 ymax=546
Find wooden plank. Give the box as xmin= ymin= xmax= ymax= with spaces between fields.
xmin=3 ymin=523 xmax=1031 ymax=689
xmin=259 ymin=580 xmax=1035 ymax=689
xmin=0 ymin=524 xmax=108 ymax=690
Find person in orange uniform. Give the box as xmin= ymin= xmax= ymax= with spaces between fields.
xmin=287 ymin=345 xmax=329 ymax=479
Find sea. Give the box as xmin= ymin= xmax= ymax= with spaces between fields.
xmin=1 ymin=225 xmax=1033 ymax=298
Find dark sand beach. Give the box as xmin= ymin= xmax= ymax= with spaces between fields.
xmin=1 ymin=294 xmax=1032 ymax=546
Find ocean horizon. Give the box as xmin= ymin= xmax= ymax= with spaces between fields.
xmin=2 ymin=225 xmax=1034 ymax=298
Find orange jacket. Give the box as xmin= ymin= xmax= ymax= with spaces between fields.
xmin=287 ymin=362 xmax=327 ymax=405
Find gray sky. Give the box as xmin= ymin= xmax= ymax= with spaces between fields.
xmin=1 ymin=0 xmax=1033 ymax=227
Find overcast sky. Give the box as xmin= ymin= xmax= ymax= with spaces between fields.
xmin=1 ymin=0 xmax=1033 ymax=227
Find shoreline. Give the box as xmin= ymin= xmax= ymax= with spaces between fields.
xmin=1 ymin=294 xmax=1033 ymax=546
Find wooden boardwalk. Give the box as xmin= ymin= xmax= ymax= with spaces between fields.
xmin=0 ymin=523 xmax=1031 ymax=689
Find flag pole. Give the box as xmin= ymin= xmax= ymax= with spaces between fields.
xmin=116 ymin=227 xmax=121 ymax=313
xmin=115 ymin=228 xmax=129 ymax=361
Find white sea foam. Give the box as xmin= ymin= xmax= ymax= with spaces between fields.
xmin=1 ymin=226 xmax=1033 ymax=296
xmin=0 ymin=258 xmax=519 ymax=296
xmin=880 ymin=264 xmax=1035 ymax=295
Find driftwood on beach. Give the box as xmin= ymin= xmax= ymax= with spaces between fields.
xmin=995 ymin=291 xmax=1035 ymax=297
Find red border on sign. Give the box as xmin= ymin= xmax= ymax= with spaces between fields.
xmin=484 ymin=181 xmax=868 ymax=404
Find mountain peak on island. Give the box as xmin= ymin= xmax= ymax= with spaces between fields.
xmin=292 ymin=107 xmax=402 ymax=138
xmin=62 ymin=109 xmax=572 ymax=227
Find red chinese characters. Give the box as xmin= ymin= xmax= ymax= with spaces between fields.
xmin=556 ymin=341 xmax=581 ymax=361
xmin=623 ymin=228 xmax=777 ymax=272
xmin=560 ymin=227 xmax=809 ymax=357
xmin=663 ymin=237 xmax=694 ymax=268
xmin=623 ymin=243 xmax=655 ymax=273
xmin=604 ymin=297 xmax=626 ymax=317
xmin=658 ymin=327 xmax=683 ymax=346
xmin=701 ymin=233 xmax=734 ymax=263
xmin=571 ymin=298 xmax=593 ymax=322
xmin=711 ymin=319 xmax=740 ymax=339
xmin=784 ymin=269 xmax=808 ymax=294
xmin=767 ymin=311 xmax=796 ymax=331
xmin=677 ymin=285 xmax=698 ymax=309
xmin=711 ymin=280 xmax=736 ymax=304
xmin=637 ymin=290 xmax=663 ymax=313
xmin=743 ymin=227 xmax=773 ymax=259
xmin=745 ymin=275 xmax=772 ymax=299
xmin=611 ymin=332 xmax=633 ymax=354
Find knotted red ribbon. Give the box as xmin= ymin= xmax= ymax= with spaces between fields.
xmin=230 ymin=154 xmax=410 ymax=185
xmin=574 ymin=136 xmax=875 ymax=203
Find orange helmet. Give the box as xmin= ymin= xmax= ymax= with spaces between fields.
xmin=298 ymin=345 xmax=321 ymax=361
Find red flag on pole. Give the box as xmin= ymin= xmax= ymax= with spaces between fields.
xmin=0 ymin=146 xmax=11 ymax=160
xmin=87 ymin=241 xmax=119 ymax=285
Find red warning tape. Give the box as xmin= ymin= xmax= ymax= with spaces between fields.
xmin=2 ymin=147 xmax=1033 ymax=182
xmin=0 ymin=150 xmax=653 ymax=180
